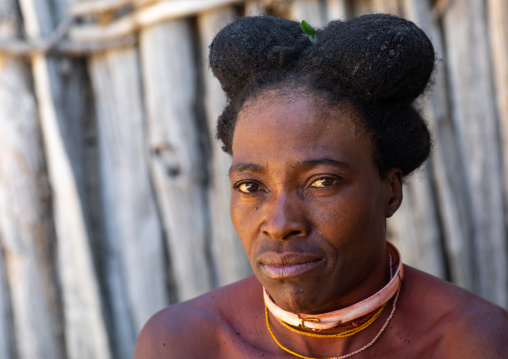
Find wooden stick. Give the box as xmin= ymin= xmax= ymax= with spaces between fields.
xmin=245 ymin=0 xmax=265 ymax=16
xmin=70 ymin=0 xmax=156 ymax=17
xmin=1 ymin=0 xmax=245 ymax=55
xmin=443 ymin=0 xmax=508 ymax=307
xmin=289 ymin=0 xmax=325 ymax=26
xmin=140 ymin=19 xmax=213 ymax=300
xmin=376 ymin=0 xmax=445 ymax=280
xmin=0 ymin=35 xmax=137 ymax=56
xmin=1 ymin=1 xmax=65 ymax=357
xmin=0 ymin=248 xmax=13 ymax=359
xmin=69 ymin=0 xmax=243 ymax=42
xmin=18 ymin=0 xmax=113 ymax=357
xmin=88 ymin=46 xmax=169 ymax=359
xmin=198 ymin=7 xmax=253 ymax=287
xmin=488 ymin=0 xmax=508 ymax=231
xmin=325 ymin=0 xmax=347 ymax=20
xmin=404 ymin=0 xmax=475 ymax=290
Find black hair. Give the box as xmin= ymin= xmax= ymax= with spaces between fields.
xmin=209 ymin=14 xmax=435 ymax=177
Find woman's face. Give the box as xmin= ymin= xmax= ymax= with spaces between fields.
xmin=229 ymin=91 xmax=402 ymax=314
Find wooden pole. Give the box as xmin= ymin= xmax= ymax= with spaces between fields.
xmin=140 ymin=19 xmax=213 ymax=300
xmin=70 ymin=0 xmax=156 ymax=17
xmin=0 ymin=57 xmax=65 ymax=359
xmin=0 ymin=246 xmax=13 ymax=359
xmin=325 ymin=0 xmax=347 ymax=20
xmin=245 ymin=0 xmax=264 ymax=15
xmin=88 ymin=47 xmax=169 ymax=358
xmin=17 ymin=0 xmax=112 ymax=357
xmin=349 ymin=0 xmax=374 ymax=16
xmin=404 ymin=0 xmax=476 ymax=291
xmin=387 ymin=168 xmax=445 ymax=278
xmin=289 ymin=0 xmax=326 ymax=26
xmin=488 ymin=0 xmax=508 ymax=229
xmin=0 ymin=35 xmax=138 ymax=56
xmin=69 ymin=0 xmax=244 ymax=42
xmin=442 ymin=0 xmax=508 ymax=307
xmin=198 ymin=8 xmax=253 ymax=286
xmin=0 ymin=1 xmax=64 ymax=358
xmin=372 ymin=0 xmax=400 ymax=14
xmin=0 ymin=248 xmax=13 ymax=359
xmin=373 ymin=0 xmax=445 ymax=279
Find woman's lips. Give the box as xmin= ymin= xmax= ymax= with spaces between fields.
xmin=258 ymin=252 xmax=323 ymax=279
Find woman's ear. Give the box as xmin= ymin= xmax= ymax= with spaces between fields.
xmin=384 ymin=168 xmax=403 ymax=218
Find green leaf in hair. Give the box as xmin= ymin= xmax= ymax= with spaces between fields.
xmin=300 ymin=20 xmax=317 ymax=43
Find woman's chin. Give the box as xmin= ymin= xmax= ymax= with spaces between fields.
xmin=265 ymin=283 xmax=329 ymax=314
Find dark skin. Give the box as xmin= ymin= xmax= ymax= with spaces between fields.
xmin=134 ymin=90 xmax=508 ymax=358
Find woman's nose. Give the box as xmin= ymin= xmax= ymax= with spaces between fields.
xmin=260 ymin=192 xmax=309 ymax=240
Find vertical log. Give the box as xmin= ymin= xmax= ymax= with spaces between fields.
xmin=488 ymin=0 xmax=508 ymax=228
xmin=198 ymin=8 xmax=253 ymax=286
xmin=442 ymin=0 xmax=508 ymax=306
xmin=17 ymin=0 xmax=112 ymax=357
xmin=325 ymin=0 xmax=347 ymax=20
xmin=387 ymin=167 xmax=445 ymax=278
xmin=349 ymin=0 xmax=374 ymax=16
xmin=289 ymin=0 xmax=325 ymax=26
xmin=0 ymin=1 xmax=63 ymax=358
xmin=245 ymin=0 xmax=264 ymax=15
xmin=371 ymin=0 xmax=400 ymax=14
xmin=373 ymin=0 xmax=444 ymax=279
xmin=404 ymin=0 xmax=475 ymax=291
xmin=141 ymin=19 xmax=212 ymax=300
xmin=0 ymin=54 xmax=64 ymax=359
xmin=0 ymin=247 xmax=13 ymax=359
xmin=88 ymin=47 xmax=169 ymax=359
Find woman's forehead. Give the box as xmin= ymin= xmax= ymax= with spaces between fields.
xmin=232 ymin=93 xmax=374 ymax=172
xmin=236 ymin=91 xmax=365 ymax=143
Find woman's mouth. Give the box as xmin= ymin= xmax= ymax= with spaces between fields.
xmin=258 ymin=252 xmax=323 ymax=279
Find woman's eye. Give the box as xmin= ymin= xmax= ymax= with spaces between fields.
xmin=237 ymin=182 xmax=260 ymax=193
xmin=310 ymin=177 xmax=338 ymax=188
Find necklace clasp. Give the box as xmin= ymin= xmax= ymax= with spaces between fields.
xmin=298 ymin=317 xmax=320 ymax=329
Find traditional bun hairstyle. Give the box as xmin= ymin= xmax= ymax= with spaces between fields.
xmin=209 ymin=14 xmax=435 ymax=177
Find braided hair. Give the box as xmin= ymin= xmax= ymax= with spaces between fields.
xmin=209 ymin=14 xmax=435 ymax=177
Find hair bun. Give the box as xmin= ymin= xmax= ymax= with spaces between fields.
xmin=302 ymin=14 xmax=435 ymax=102
xmin=209 ymin=16 xmax=308 ymax=100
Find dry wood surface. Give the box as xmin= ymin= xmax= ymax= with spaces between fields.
xmin=0 ymin=1 xmax=507 ymax=358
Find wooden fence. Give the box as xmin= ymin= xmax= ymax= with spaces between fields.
xmin=0 ymin=0 xmax=507 ymax=358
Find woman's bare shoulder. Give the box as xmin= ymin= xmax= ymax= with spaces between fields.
xmin=133 ymin=276 xmax=263 ymax=359
xmin=400 ymin=266 xmax=508 ymax=358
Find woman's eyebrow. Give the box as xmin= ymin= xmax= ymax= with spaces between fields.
xmin=293 ymin=157 xmax=351 ymax=170
xmin=229 ymin=158 xmax=350 ymax=176
xmin=229 ymin=163 xmax=265 ymax=176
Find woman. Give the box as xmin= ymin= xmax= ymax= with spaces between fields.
xmin=134 ymin=14 xmax=508 ymax=358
